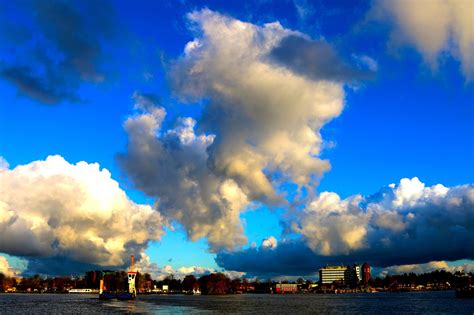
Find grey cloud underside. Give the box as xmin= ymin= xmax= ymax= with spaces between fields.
xmin=21 ymin=256 xmax=120 ymax=277
xmin=0 ymin=0 xmax=115 ymax=104
xmin=216 ymin=241 xmax=323 ymax=278
xmin=216 ymin=235 xmax=474 ymax=279
xmin=215 ymin=241 xmax=387 ymax=278
xmin=269 ymin=35 xmax=375 ymax=82
xmin=21 ymin=240 xmax=150 ymax=276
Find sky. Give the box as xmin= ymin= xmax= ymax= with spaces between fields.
xmin=0 ymin=0 xmax=473 ymax=280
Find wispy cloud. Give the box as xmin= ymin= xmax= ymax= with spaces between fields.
xmin=0 ymin=0 xmax=117 ymax=104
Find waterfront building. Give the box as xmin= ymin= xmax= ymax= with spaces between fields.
xmin=362 ymin=262 xmax=371 ymax=285
xmin=275 ymin=283 xmax=298 ymax=293
xmin=320 ymin=266 xmax=348 ymax=285
xmin=319 ymin=265 xmax=360 ymax=287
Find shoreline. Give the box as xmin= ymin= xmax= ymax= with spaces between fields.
xmin=0 ymin=289 xmax=456 ymax=295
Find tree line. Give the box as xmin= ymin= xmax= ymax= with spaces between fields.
xmin=369 ymin=270 xmax=472 ymax=290
xmin=1 ymin=269 xmax=472 ymax=293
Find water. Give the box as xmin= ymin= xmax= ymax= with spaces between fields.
xmin=1 ymin=291 xmax=473 ymax=314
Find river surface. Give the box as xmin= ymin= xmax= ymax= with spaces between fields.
xmin=1 ymin=291 xmax=473 ymax=314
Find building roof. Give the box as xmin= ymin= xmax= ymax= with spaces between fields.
xmin=319 ymin=265 xmax=349 ymax=270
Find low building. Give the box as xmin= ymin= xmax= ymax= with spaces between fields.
xmin=275 ymin=283 xmax=298 ymax=293
xmin=138 ymin=279 xmax=153 ymax=293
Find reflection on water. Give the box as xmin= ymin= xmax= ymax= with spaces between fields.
xmin=0 ymin=294 xmax=202 ymax=314
xmin=102 ymin=298 xmax=202 ymax=314
xmin=1 ymin=291 xmax=474 ymax=314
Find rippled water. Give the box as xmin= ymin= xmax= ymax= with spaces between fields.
xmin=1 ymin=291 xmax=473 ymax=314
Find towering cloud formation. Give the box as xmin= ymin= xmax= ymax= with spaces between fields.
xmin=121 ymin=10 xmax=358 ymax=251
xmin=376 ymin=0 xmax=474 ymax=79
xmin=119 ymin=92 xmax=248 ymax=251
xmin=217 ymin=178 xmax=474 ymax=278
xmin=0 ymin=156 xmax=164 ymax=274
xmin=170 ymin=9 xmax=346 ymax=200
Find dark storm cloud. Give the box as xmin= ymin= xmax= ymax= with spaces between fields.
xmin=217 ymin=181 xmax=474 ymax=278
xmin=0 ymin=0 xmax=116 ymax=104
xmin=216 ymin=234 xmax=474 ymax=279
xmin=216 ymin=240 xmax=377 ymax=279
xmin=269 ymin=35 xmax=375 ymax=82
xmin=22 ymin=256 xmax=114 ymax=277
xmin=216 ymin=241 xmax=326 ymax=278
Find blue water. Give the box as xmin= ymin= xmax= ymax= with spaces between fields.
xmin=1 ymin=291 xmax=473 ymax=314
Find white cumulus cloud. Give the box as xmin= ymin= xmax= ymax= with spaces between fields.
xmin=0 ymin=155 xmax=165 ymax=272
xmin=262 ymin=236 xmax=278 ymax=250
xmin=294 ymin=177 xmax=474 ymax=263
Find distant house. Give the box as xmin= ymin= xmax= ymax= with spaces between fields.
xmin=362 ymin=263 xmax=371 ymax=285
xmin=275 ymin=283 xmax=298 ymax=293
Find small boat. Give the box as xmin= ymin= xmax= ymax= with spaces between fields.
xmin=117 ymin=292 xmax=135 ymax=300
xmin=99 ymin=291 xmax=116 ymax=300
xmin=69 ymin=288 xmax=98 ymax=294
xmin=99 ymin=255 xmax=138 ymax=300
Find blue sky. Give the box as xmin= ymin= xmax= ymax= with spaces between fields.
xmin=0 ymin=0 xmax=473 ymax=278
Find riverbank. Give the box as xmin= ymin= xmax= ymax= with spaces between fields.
xmin=0 ymin=288 xmax=456 ymax=295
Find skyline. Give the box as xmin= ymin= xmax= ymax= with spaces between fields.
xmin=0 ymin=0 xmax=473 ymax=281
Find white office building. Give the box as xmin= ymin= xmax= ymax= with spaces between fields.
xmin=319 ymin=265 xmax=358 ymax=286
